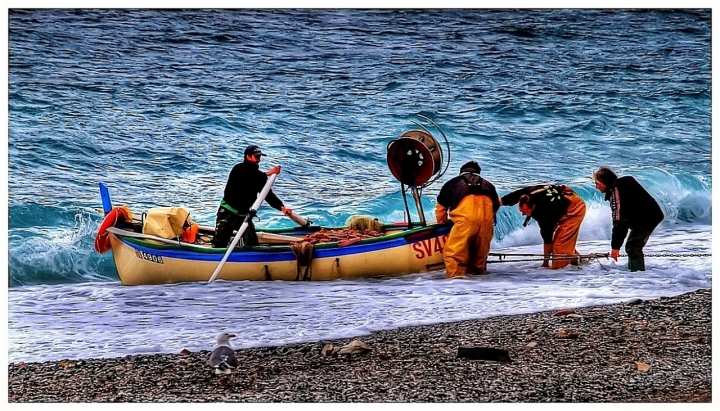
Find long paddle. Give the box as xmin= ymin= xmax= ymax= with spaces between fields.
xmin=207 ymin=173 xmax=279 ymax=284
xmin=287 ymin=210 xmax=312 ymax=227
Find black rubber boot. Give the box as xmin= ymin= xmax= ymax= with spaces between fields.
xmin=628 ymin=256 xmax=645 ymax=272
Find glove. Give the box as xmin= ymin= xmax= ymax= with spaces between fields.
xmin=611 ymin=249 xmax=619 ymax=261
xmin=266 ymin=165 xmax=281 ymax=176
xmin=435 ymin=204 xmax=448 ymax=224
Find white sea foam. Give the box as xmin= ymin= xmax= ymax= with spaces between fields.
xmin=7 ymin=225 xmax=711 ymax=363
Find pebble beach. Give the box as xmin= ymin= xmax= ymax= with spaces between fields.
xmin=7 ymin=288 xmax=711 ymax=403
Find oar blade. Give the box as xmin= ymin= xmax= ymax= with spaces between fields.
xmin=99 ymin=183 xmax=112 ymax=215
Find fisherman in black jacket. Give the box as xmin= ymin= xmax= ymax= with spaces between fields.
xmin=212 ymin=144 xmax=293 ymax=248
xmin=593 ymin=166 xmax=664 ymax=271
xmin=501 ymin=184 xmax=586 ymax=269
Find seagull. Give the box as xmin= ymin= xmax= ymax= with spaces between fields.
xmin=207 ymin=332 xmax=239 ymax=375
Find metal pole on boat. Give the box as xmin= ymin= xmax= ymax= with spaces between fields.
xmin=207 ymin=173 xmax=279 ymax=284
xmin=410 ymin=186 xmax=426 ymax=226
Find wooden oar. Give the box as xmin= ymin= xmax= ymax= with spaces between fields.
xmin=287 ymin=211 xmax=312 ymax=227
xmin=207 ymin=173 xmax=279 ymax=284
xmin=256 ymin=232 xmax=303 ymax=244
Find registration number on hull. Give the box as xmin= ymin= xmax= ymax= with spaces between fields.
xmin=135 ymin=250 xmax=164 ymax=264
xmin=412 ymin=235 xmax=449 ymax=259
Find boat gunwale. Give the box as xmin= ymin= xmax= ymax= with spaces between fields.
xmin=110 ymin=223 xmax=451 ymax=255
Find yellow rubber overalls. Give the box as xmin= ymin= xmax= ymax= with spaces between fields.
xmin=435 ymin=195 xmax=495 ymax=278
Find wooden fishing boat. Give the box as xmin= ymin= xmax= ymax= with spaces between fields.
xmin=95 ymin=186 xmax=451 ymax=285
xmin=102 ymin=220 xmax=450 ymax=286
xmin=95 ymin=118 xmax=461 ymax=286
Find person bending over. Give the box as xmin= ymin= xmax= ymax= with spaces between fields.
xmin=435 ymin=161 xmax=500 ymax=278
xmin=501 ymin=184 xmax=586 ymax=269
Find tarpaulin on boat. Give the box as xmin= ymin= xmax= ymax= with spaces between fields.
xmin=142 ymin=207 xmax=192 ymax=239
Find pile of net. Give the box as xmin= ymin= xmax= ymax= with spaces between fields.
xmin=297 ymin=228 xmax=384 ymax=245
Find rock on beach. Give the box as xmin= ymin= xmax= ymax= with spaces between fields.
xmin=8 ymin=289 xmax=711 ymax=402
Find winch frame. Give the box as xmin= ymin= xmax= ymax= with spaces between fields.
xmin=386 ymin=115 xmax=451 ymax=227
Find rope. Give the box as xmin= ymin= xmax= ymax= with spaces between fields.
xmin=624 ymin=253 xmax=712 ymax=258
xmin=489 ymin=252 xmax=594 ymax=259
xmin=290 ymin=241 xmax=314 ymax=281
xmin=486 ymin=253 xmax=606 ymax=264
xmin=486 ymin=252 xmax=711 ymax=264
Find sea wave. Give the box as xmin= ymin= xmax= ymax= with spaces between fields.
xmin=7 ymin=168 xmax=710 ymax=287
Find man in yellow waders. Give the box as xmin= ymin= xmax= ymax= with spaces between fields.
xmin=500 ymin=184 xmax=587 ymax=269
xmin=435 ymin=161 xmax=500 ymax=278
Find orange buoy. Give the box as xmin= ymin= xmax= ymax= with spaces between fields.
xmin=182 ymin=222 xmax=199 ymax=243
xmin=94 ymin=206 xmax=132 ymax=254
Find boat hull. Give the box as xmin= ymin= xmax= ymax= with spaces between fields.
xmin=109 ymin=225 xmax=451 ymax=285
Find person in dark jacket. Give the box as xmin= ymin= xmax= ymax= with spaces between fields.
xmin=435 ymin=161 xmax=500 ymax=278
xmin=592 ymin=166 xmax=664 ymax=271
xmin=501 ymin=184 xmax=586 ymax=269
xmin=211 ymin=144 xmax=292 ymax=248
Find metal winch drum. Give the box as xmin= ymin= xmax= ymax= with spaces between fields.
xmin=386 ymin=130 xmax=443 ymax=187
xmin=386 ymin=116 xmax=451 ymax=227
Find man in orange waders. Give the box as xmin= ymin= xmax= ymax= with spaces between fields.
xmin=500 ymin=184 xmax=586 ymax=269
xmin=435 ymin=161 xmax=500 ymax=278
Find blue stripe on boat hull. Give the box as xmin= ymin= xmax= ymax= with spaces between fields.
xmin=118 ymin=224 xmax=451 ymax=263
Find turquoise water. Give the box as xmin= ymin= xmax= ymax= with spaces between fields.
xmin=7 ymin=9 xmax=711 ymax=362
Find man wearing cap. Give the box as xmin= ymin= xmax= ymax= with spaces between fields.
xmin=592 ymin=166 xmax=664 ymax=271
xmin=435 ymin=161 xmax=500 ymax=278
xmin=500 ymin=184 xmax=586 ymax=269
xmin=211 ymin=144 xmax=293 ymax=248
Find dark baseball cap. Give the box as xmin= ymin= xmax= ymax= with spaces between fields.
xmin=244 ymin=144 xmax=267 ymax=157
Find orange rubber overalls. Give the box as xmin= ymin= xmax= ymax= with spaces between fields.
xmin=548 ymin=193 xmax=586 ymax=269
xmin=435 ymin=195 xmax=495 ymax=278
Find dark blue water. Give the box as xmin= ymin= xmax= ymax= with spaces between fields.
xmin=7 ymin=8 xmax=712 ymax=363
